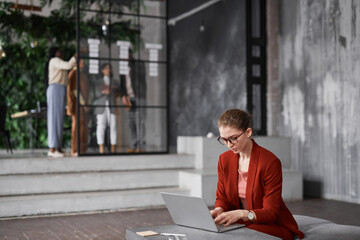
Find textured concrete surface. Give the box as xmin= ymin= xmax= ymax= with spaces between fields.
xmin=168 ymin=0 xmax=247 ymax=150
xmin=277 ymin=0 xmax=360 ymax=203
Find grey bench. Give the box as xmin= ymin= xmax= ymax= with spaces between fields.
xmin=126 ymin=215 xmax=360 ymax=240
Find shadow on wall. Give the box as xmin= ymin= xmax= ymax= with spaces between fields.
xmin=304 ymin=180 xmax=323 ymax=198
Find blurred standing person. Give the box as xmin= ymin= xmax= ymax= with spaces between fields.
xmin=120 ymin=50 xmax=147 ymax=152
xmin=67 ymin=58 xmax=90 ymax=156
xmin=94 ymin=63 xmax=118 ymax=153
xmin=45 ymin=47 xmax=76 ymax=158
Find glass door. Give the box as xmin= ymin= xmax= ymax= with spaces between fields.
xmin=76 ymin=0 xmax=168 ymax=155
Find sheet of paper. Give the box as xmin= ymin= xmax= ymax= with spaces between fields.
xmin=136 ymin=230 xmax=159 ymax=237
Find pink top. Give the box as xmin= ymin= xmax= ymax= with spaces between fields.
xmin=238 ymin=170 xmax=249 ymax=209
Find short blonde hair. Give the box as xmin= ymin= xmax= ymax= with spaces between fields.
xmin=217 ymin=109 xmax=253 ymax=131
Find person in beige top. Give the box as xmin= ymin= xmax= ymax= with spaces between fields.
xmin=45 ymin=47 xmax=76 ymax=158
xmin=48 ymin=55 xmax=76 ymax=85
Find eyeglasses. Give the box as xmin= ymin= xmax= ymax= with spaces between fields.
xmin=217 ymin=131 xmax=246 ymax=145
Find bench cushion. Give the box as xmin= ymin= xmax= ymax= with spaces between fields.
xmin=294 ymin=215 xmax=360 ymax=240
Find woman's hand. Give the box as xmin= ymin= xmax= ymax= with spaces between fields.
xmin=210 ymin=207 xmax=224 ymax=219
xmin=122 ymin=96 xmax=131 ymax=111
xmin=101 ymin=85 xmax=110 ymax=94
xmin=213 ymin=209 xmax=249 ymax=226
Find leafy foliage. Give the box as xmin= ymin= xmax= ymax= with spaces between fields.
xmin=0 ymin=0 xmax=141 ymax=149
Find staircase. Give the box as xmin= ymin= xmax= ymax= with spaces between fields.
xmin=0 ymin=154 xmax=194 ymax=218
xmin=0 ymin=136 xmax=303 ymax=218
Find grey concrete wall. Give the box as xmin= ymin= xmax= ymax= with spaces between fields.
xmin=168 ymin=0 xmax=247 ymax=150
xmin=278 ymin=0 xmax=360 ymax=203
xmin=267 ymin=0 xmax=280 ymax=136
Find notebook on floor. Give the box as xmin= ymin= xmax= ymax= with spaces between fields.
xmin=161 ymin=192 xmax=245 ymax=233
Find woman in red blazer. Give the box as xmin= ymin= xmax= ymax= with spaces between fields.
xmin=210 ymin=109 xmax=304 ymax=240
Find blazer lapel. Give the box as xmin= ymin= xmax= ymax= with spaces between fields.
xmin=246 ymin=139 xmax=260 ymax=210
xmin=229 ymin=152 xmax=240 ymax=209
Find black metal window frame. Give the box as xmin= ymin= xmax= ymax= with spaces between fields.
xmin=246 ymin=0 xmax=267 ymax=135
xmin=75 ymin=0 xmax=169 ymax=155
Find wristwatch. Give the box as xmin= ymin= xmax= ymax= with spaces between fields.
xmin=247 ymin=210 xmax=255 ymax=221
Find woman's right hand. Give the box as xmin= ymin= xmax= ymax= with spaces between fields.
xmin=210 ymin=207 xmax=224 ymax=219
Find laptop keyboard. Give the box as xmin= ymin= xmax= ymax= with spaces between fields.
xmin=216 ymin=223 xmax=243 ymax=232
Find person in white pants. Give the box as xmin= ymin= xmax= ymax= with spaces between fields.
xmin=94 ymin=63 xmax=118 ymax=153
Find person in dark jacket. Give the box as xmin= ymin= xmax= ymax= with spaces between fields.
xmin=94 ymin=63 xmax=118 ymax=153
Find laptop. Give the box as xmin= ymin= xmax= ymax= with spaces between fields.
xmin=161 ymin=192 xmax=245 ymax=233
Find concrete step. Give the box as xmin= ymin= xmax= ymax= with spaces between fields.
xmin=177 ymin=136 xmax=303 ymax=203
xmin=0 ymin=154 xmax=195 ymax=175
xmin=0 ymin=170 xmax=181 ymax=196
xmin=179 ymin=168 xmax=303 ymax=205
xmin=179 ymin=169 xmax=218 ymax=206
xmin=0 ymin=187 xmax=189 ymax=218
xmin=282 ymin=169 xmax=303 ymax=201
xmin=0 ymin=153 xmax=196 ymax=218
xmin=253 ymin=136 xmax=292 ymax=169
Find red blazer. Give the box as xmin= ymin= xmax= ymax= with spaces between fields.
xmin=214 ymin=140 xmax=304 ymax=240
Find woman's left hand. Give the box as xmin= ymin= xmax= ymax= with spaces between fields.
xmin=213 ymin=209 xmax=248 ymax=226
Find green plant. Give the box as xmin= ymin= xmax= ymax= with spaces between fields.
xmin=0 ymin=0 xmax=141 ymax=149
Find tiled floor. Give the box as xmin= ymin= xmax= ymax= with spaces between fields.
xmin=0 ymin=208 xmax=173 ymax=240
xmin=1 ymin=199 xmax=360 ymax=240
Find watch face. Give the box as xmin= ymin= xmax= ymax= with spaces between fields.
xmin=248 ymin=211 xmax=254 ymax=220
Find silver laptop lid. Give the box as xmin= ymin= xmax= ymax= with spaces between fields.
xmin=161 ymin=192 xmax=220 ymax=232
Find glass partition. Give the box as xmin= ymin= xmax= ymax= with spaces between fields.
xmin=77 ymin=0 xmax=167 ymax=155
